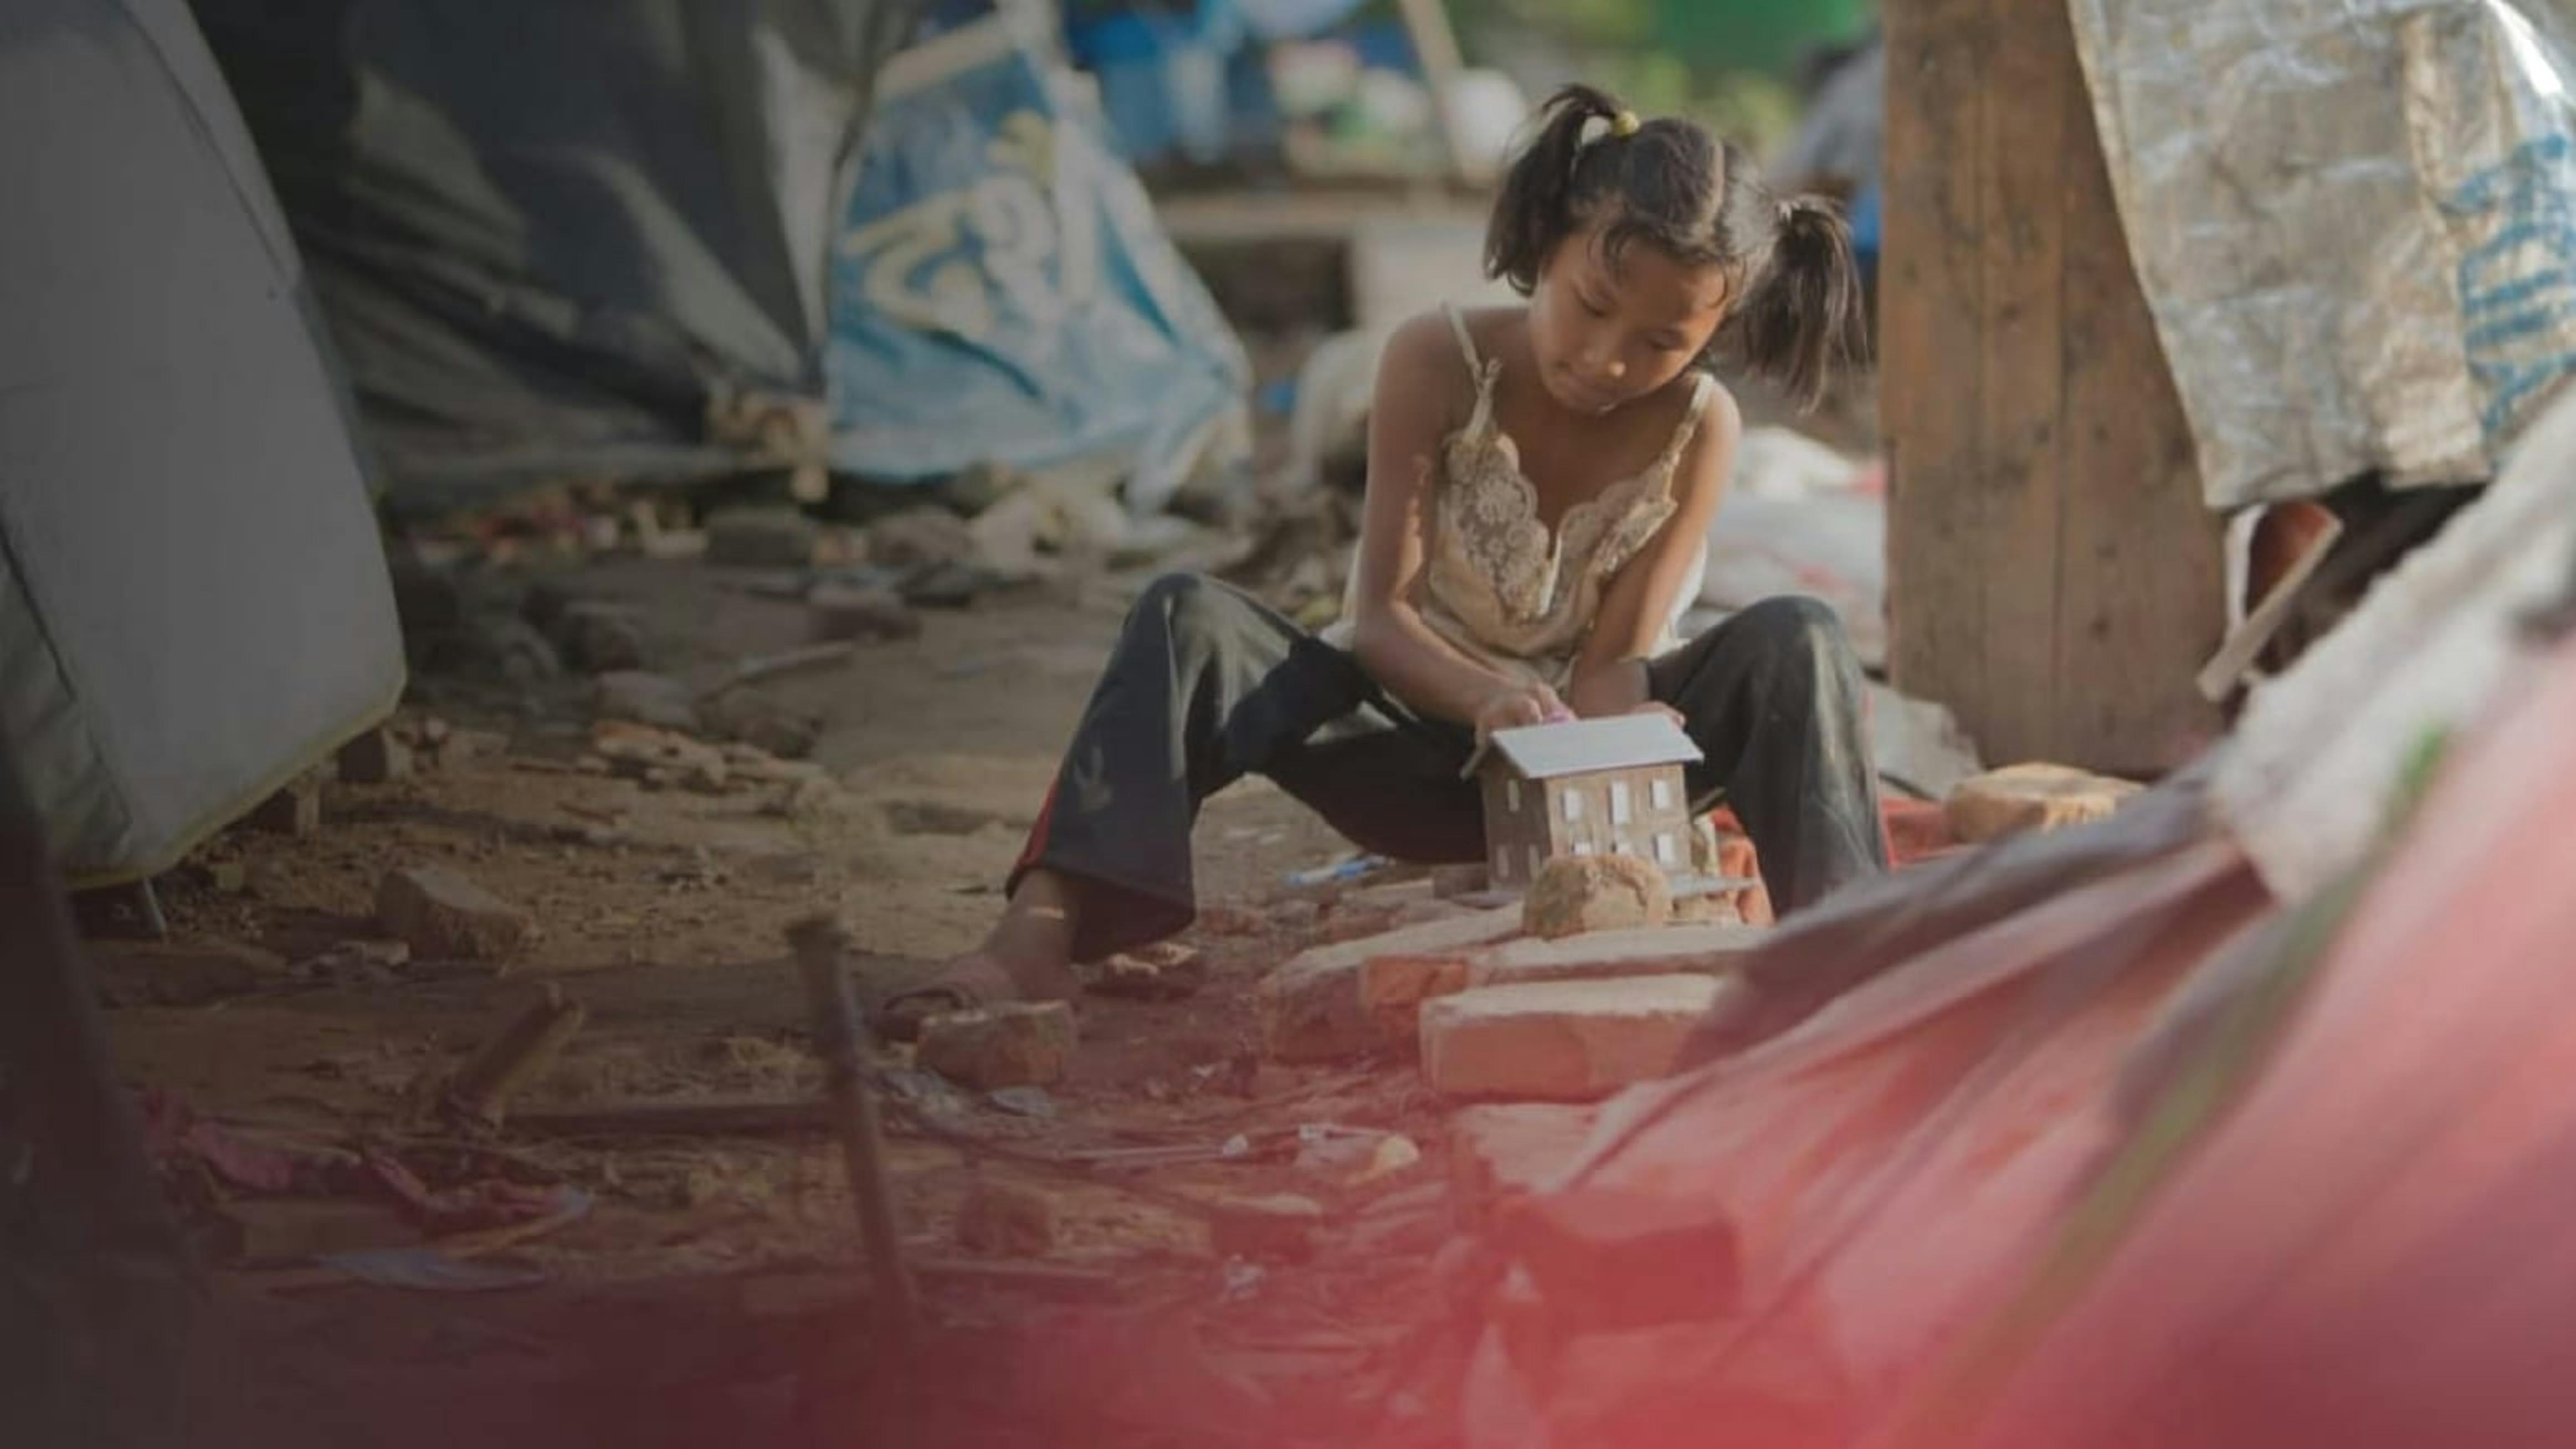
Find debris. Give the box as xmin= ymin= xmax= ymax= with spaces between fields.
xmin=375 ymin=865 xmax=536 ymax=963
xmin=1087 ymin=943 xmax=1208 ymax=1001
xmin=700 ymin=691 xmax=821 ymax=761
xmin=1285 ymin=852 xmax=1391 ymax=890
xmin=202 ymin=860 xmax=249 ymax=893
xmin=1522 ymin=854 xmax=1674 ymax=939
xmin=865 ymin=505 xmax=980 ymax=572
xmin=294 ymin=939 xmax=412 ymax=988
xmin=336 ymin=727 xmax=413 ymax=784
xmin=916 ymin=1001 xmax=1078 ymax=1090
xmin=507 ymin=1097 xmax=828 ymax=1139
xmin=550 ymin=599 xmax=651 ymax=673
xmin=591 ymin=720 xmax=731 ymax=785
xmin=705 ymin=506 xmax=820 ymax=568
xmin=808 ymin=583 xmax=922 ymax=643
xmin=90 ymin=939 xmax=281 ymax=1008
xmin=443 ymin=983 xmax=587 ymax=1126
xmin=788 ymin=914 xmax=917 ymax=1340
xmin=1450 ymin=1103 xmax=1598 ymax=1225
xmin=248 ymin=777 xmax=322 ymax=837
xmin=1363 ymin=924 xmax=1764 ymax=1041
xmin=987 ymin=1086 xmax=1058 ymax=1119
xmin=593 ymin=670 xmax=702 ymax=733
xmin=1257 ymin=905 xmax=1523 ymax=1062
xmin=461 ymin=616 xmax=565 ymax=682
xmin=1292 ymin=1125 xmax=1423 ymax=1186
xmin=311 ymin=1248 xmax=551 ymax=1293
xmin=700 ymin=641 xmax=856 ymax=699
xmin=1433 ymin=864 xmax=1491 ymax=898
xmin=956 ymin=1176 xmax=1060 ymax=1256
xmin=1946 ymin=762 xmax=2144 ymax=844
xmin=1209 ymin=1194 xmax=1328 ymax=1262
xmin=1419 ymin=975 xmax=1738 ymax=1101
xmin=220 ymin=1198 xmax=417 ymax=1263
xmin=1497 ymin=1186 xmax=1738 ymax=1332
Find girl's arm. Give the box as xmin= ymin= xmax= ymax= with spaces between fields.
xmin=1564 ymin=383 xmax=1743 ymax=719
xmin=1347 ymin=313 xmax=1563 ymax=733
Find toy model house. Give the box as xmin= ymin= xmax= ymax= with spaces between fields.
xmin=1464 ymin=714 xmax=1705 ymax=888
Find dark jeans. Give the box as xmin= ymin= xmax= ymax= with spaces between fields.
xmin=1013 ymin=574 xmax=1888 ymax=962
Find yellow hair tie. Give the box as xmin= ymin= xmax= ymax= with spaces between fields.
xmin=1610 ymin=110 xmax=1641 ymax=137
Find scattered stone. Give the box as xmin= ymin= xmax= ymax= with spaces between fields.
xmin=1944 ymin=763 xmax=2144 ymax=844
xmin=480 ymin=616 xmax=565 ymax=682
xmin=916 ymin=1001 xmax=1076 ymax=1090
xmin=551 ymin=600 xmax=651 ymax=673
xmin=519 ymin=577 xmax=578 ymax=631
xmin=865 ymin=505 xmax=980 ymax=572
xmin=1451 ymin=1102 xmax=1599 ymax=1224
xmin=201 ymin=860 xmax=249 ymax=893
xmin=1194 ymin=905 xmax=1265 ymax=937
xmin=376 ymin=866 xmax=535 ymax=963
xmin=808 ymin=583 xmax=923 ymax=643
xmin=700 ymin=691 xmax=820 ymax=760
xmin=593 ymin=671 xmax=702 ymax=733
xmin=1208 ymin=1193 xmax=1327 ymax=1262
xmin=90 ymin=940 xmax=283 ymax=1008
xmin=248 ymin=779 xmax=322 ymax=837
xmin=1433 ymin=864 xmax=1491 ymax=899
xmin=337 ymin=727 xmax=413 ymax=785
xmin=1419 ymin=975 xmax=1736 ymax=1101
xmin=1523 ymin=854 xmax=1672 ymax=940
xmin=705 ymin=507 xmax=820 ymax=568
xmin=296 ymin=938 xmax=413 ymax=988
xmin=1086 ymin=944 xmax=1207 ymax=1002
xmin=1257 ymin=906 xmax=1525 ymax=1063
xmin=956 ymin=1177 xmax=1059 ymax=1256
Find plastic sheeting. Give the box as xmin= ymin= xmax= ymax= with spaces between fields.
xmin=4 ymin=0 xmax=403 ymax=883
xmin=826 ymin=0 xmax=1251 ymax=513
xmin=188 ymin=0 xmax=918 ymax=506
xmin=2069 ymin=0 xmax=2576 ymax=507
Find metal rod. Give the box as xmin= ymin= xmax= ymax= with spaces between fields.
xmin=787 ymin=913 xmax=918 ymax=1340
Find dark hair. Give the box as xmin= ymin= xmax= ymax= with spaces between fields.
xmin=1483 ymin=84 xmax=1867 ymax=410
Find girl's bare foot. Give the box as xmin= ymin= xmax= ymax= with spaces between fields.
xmin=875 ymin=870 xmax=1082 ymax=1038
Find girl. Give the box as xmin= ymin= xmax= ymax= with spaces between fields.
xmin=885 ymin=85 xmax=1889 ymax=1027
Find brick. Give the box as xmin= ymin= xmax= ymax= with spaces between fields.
xmin=1522 ymin=854 xmax=1672 ymax=939
xmin=1451 ymin=1103 xmax=1598 ymax=1225
xmin=336 ymin=727 xmax=413 ymax=785
xmin=248 ymin=780 xmax=321 ymax=837
xmin=916 ymin=1001 xmax=1076 ymax=1089
xmin=1256 ymin=906 xmax=1522 ymax=1062
xmin=1419 ymin=975 xmax=1736 ymax=1101
xmin=1363 ymin=924 xmax=1766 ymax=1041
xmin=376 ymin=866 xmax=535 ymax=963
xmin=1944 ymin=763 xmax=2143 ymax=844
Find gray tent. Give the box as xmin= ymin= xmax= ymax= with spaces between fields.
xmin=2 ymin=0 xmax=403 ymax=886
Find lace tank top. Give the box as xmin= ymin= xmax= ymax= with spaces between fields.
xmin=1326 ymin=305 xmax=1713 ymax=688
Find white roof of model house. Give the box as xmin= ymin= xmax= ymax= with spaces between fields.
xmin=1464 ymin=714 xmax=1705 ymax=781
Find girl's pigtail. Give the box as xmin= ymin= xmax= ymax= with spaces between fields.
xmin=1483 ymin=84 xmax=1625 ymax=294
xmin=1736 ymin=195 xmax=1867 ymax=410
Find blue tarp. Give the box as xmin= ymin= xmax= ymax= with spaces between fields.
xmin=826 ymin=9 xmax=1248 ymax=504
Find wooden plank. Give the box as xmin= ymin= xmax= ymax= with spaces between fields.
xmin=1883 ymin=0 xmax=2225 ymax=773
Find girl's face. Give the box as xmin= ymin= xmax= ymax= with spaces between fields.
xmin=1528 ymin=224 xmax=1730 ymax=416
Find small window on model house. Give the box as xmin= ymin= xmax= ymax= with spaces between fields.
xmin=1494 ymin=845 xmax=1509 ymax=877
xmin=1655 ymin=833 xmax=1679 ymax=865
xmin=1650 ymin=777 xmax=1676 ymax=811
xmin=1610 ymin=779 xmax=1633 ymax=824
xmin=1574 ymin=840 xmax=1596 ymax=856
xmin=1562 ymin=789 xmax=1585 ymax=823
xmin=1506 ymin=779 xmax=1521 ymax=813
xmin=1525 ymin=845 xmax=1542 ymax=878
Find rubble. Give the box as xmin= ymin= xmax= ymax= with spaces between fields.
xmin=593 ymin=671 xmax=702 ymax=733
xmin=705 ymin=507 xmax=820 ymax=568
xmin=550 ymin=599 xmax=651 ymax=673
xmin=866 ymin=505 xmax=981 ymax=572
xmin=700 ymin=690 xmax=821 ymax=760
xmin=1257 ymin=905 xmax=1524 ymax=1062
xmin=1451 ymin=1103 xmax=1598 ymax=1224
xmin=1208 ymin=1193 xmax=1327 ymax=1262
xmin=375 ymin=865 xmax=535 ymax=963
xmin=294 ymin=939 xmax=412 ymax=988
xmin=1522 ymin=854 xmax=1673 ymax=939
xmin=1086 ymin=944 xmax=1208 ymax=1001
xmin=957 ymin=1177 xmax=1059 ymax=1256
xmin=1363 ymin=923 xmax=1766 ymax=1040
xmin=1419 ymin=975 xmax=1737 ymax=1101
xmin=1946 ymin=762 xmax=2143 ymax=843
xmin=916 ymin=1001 xmax=1077 ymax=1090
xmin=248 ymin=775 xmax=324 ymax=837
xmin=808 ymin=583 xmax=922 ymax=643
xmin=89 ymin=939 xmax=283 ymax=1008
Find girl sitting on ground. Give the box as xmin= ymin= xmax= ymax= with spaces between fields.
xmin=885 ymin=85 xmax=1889 ymax=1028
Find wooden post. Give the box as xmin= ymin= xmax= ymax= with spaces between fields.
xmin=787 ymin=913 xmax=918 ymax=1342
xmin=1394 ymin=0 xmax=1485 ymax=184
xmin=1880 ymin=0 xmax=2225 ymax=774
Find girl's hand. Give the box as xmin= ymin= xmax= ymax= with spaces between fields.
xmin=1475 ymin=682 xmax=1575 ymax=744
xmin=1626 ymin=700 xmax=1687 ymax=732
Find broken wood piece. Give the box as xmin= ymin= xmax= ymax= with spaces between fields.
xmin=2199 ymin=511 xmax=2346 ymax=700
xmin=789 ymin=913 xmax=917 ymax=1340
xmin=444 ymin=984 xmax=587 ymax=1126
xmin=1363 ymin=923 xmax=1767 ymax=1042
xmin=700 ymin=641 xmax=856 ymax=701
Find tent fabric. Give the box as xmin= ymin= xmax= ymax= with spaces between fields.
xmin=186 ymin=0 xmax=921 ymax=507
xmin=2 ymin=0 xmax=404 ymax=886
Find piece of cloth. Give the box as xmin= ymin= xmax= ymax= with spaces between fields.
xmin=1013 ymin=574 xmax=1886 ymax=961
xmin=1321 ymin=305 xmax=1715 ymax=689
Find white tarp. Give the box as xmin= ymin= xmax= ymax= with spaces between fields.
xmin=2 ymin=0 xmax=403 ymax=884
xmin=2070 ymin=0 xmax=2576 ymax=508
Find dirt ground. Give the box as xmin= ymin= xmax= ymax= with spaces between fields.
xmin=100 ymin=545 xmax=1492 ymax=1447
